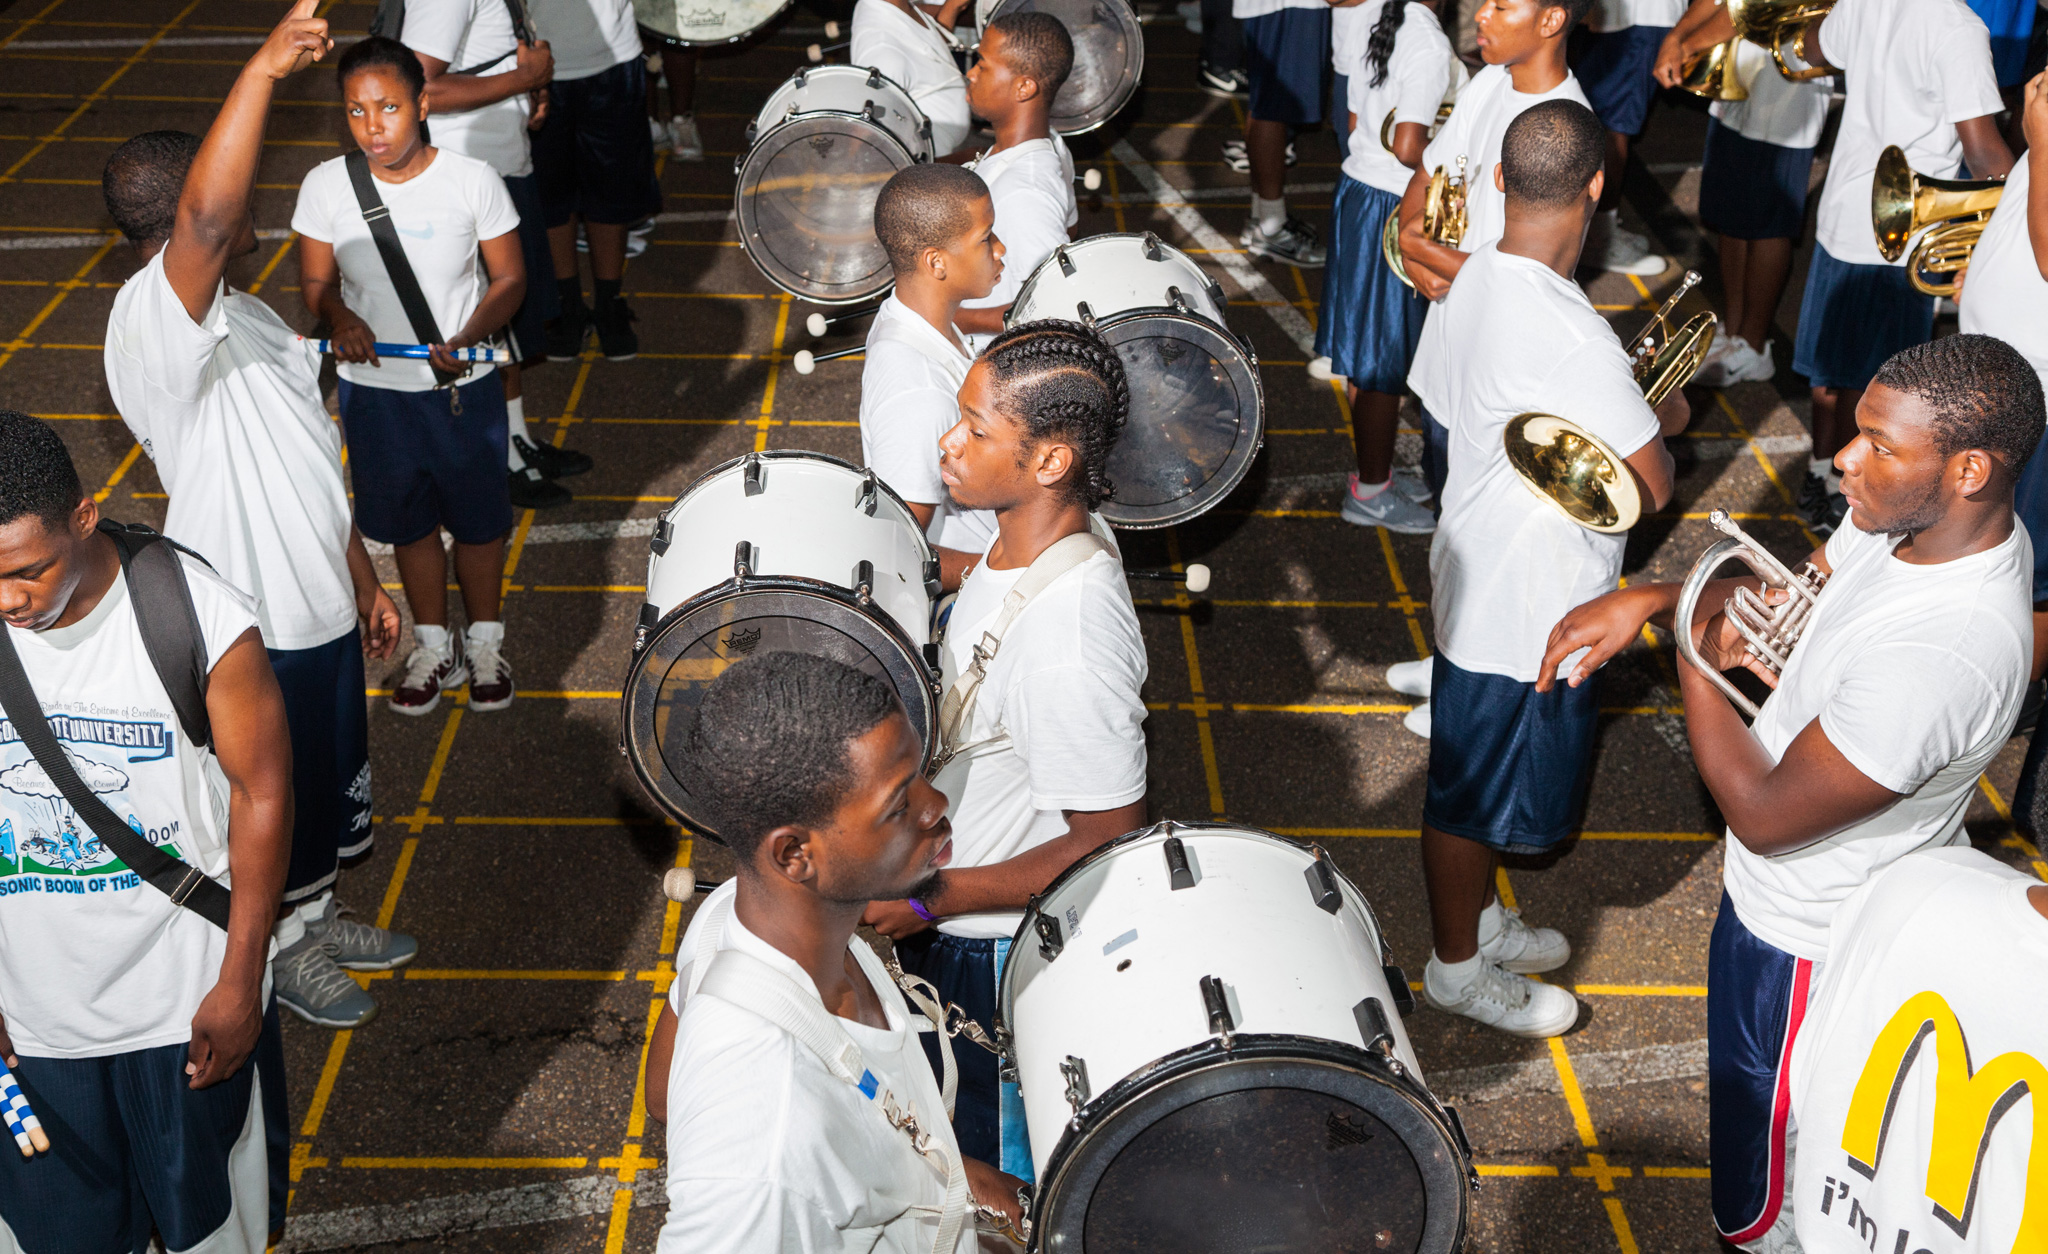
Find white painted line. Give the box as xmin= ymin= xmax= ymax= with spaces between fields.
xmin=1101 ymin=181 xmax=1335 ymax=206
xmin=360 ymin=517 xmax=657 ymax=557
xmin=4 ymin=34 xmax=363 ymax=49
xmin=0 ymin=227 xmax=292 ymax=251
xmin=276 ymin=1171 xmax=667 ymax=1252
xmin=651 ymin=209 xmax=735 ymax=225
xmin=1108 ymin=138 xmax=1317 ymax=355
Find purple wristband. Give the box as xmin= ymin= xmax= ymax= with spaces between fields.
xmin=907 ymin=896 xmax=938 ymax=923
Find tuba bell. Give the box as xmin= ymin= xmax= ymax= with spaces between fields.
xmin=1870 ymin=144 xmax=2004 ymax=298
xmin=1379 ymin=100 xmax=1456 ymax=153
xmin=1387 ymin=156 xmax=1469 ymax=291
xmin=1679 ymin=38 xmax=1747 ymax=102
xmin=1673 ymin=509 xmax=1828 ymax=717
xmin=1726 ymin=0 xmax=1835 ymax=80
xmin=1626 ymin=270 xmax=1718 ymax=405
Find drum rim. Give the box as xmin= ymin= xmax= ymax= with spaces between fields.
xmin=620 ymin=578 xmax=941 ymax=841
xmin=633 ymin=0 xmax=796 ymax=47
xmin=1010 ymin=232 xmax=1228 ymax=329
xmin=749 ymin=63 xmax=932 ymax=149
xmin=1090 ymin=310 xmax=1265 ymax=530
xmin=977 ymin=0 xmax=1144 ymax=135
xmin=655 ymin=449 xmax=936 ymax=564
xmin=734 ymin=108 xmax=924 ymax=305
xmin=1027 ymin=1033 xmax=1472 ymax=1254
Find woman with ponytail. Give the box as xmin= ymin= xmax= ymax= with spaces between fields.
xmin=1313 ymin=0 xmax=1463 ymax=534
xmin=861 ymin=319 xmax=1151 ymax=1182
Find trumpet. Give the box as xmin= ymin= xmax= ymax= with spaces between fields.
xmin=1673 ymin=509 xmax=1828 ymax=718
xmin=1870 ymin=144 xmax=2005 ymax=298
xmin=1385 ymin=156 xmax=1468 ymax=291
xmin=1626 ymin=270 xmax=1718 ymax=405
xmin=1379 ymin=101 xmax=1456 ymax=153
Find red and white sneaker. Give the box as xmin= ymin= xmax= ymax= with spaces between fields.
xmin=389 ymin=635 xmax=467 ymax=716
xmin=465 ymin=622 xmax=515 ymax=712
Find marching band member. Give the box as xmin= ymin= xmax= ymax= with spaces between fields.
xmin=851 ymin=0 xmax=976 ymax=158
xmin=1407 ymin=100 xmax=1686 ymax=1038
xmin=1540 ymin=333 xmax=2041 ymax=1249
xmin=647 ymin=651 xmax=1025 ymax=1252
xmin=863 ymin=164 xmax=1007 ymax=577
xmin=865 ymin=322 xmax=1150 ymax=1178
xmin=1232 ymin=0 xmax=1333 ymax=265
xmin=1317 ymin=0 xmax=1458 ymax=536
xmin=1570 ymin=0 xmax=1683 ymax=275
xmin=955 ymin=10 xmax=1080 ymax=353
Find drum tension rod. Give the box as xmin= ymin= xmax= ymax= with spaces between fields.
xmin=1059 ymin=1055 xmax=1090 ymax=1116
xmin=733 ymin=540 xmax=755 ymax=580
xmin=1162 ymin=835 xmax=1195 ymax=890
xmin=1035 ymin=912 xmax=1064 ymax=962
xmin=1200 ymin=975 xmax=1236 ymax=1050
xmin=1304 ymin=853 xmax=1344 ymax=914
xmin=1354 ymin=996 xmax=1397 ymax=1059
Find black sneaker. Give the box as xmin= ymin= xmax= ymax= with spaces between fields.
xmin=546 ymin=300 xmax=589 ymax=361
xmin=594 ymin=298 xmax=639 ymax=362
xmin=508 ymin=465 xmax=572 ymax=509
xmin=513 ymin=433 xmax=593 ymax=479
xmin=1198 ymin=63 xmax=1248 ymax=98
xmin=1796 ymin=470 xmax=1829 ymax=517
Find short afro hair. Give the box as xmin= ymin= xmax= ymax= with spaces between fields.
xmin=680 ymin=651 xmax=903 ymax=859
xmin=1501 ymin=99 xmax=1605 ymax=210
xmin=987 ymin=10 xmax=1075 ymax=95
xmin=102 ymin=130 xmax=201 ymax=246
xmin=337 ymin=34 xmax=426 ymax=97
xmin=1871 ymin=334 xmax=2046 ymax=468
xmin=874 ymin=163 xmax=990 ymax=275
xmin=0 ymin=410 xmax=85 ymax=532
xmin=1545 ymin=0 xmax=1597 ymax=26
xmin=980 ymin=319 xmax=1130 ymax=511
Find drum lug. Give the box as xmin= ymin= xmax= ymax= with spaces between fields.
xmin=1200 ymin=975 xmax=1236 ymax=1050
xmin=1034 ymin=911 xmax=1064 ymax=962
xmin=1166 ymin=284 xmax=1191 ymax=315
xmin=854 ymin=469 xmax=880 ymax=516
xmin=1140 ymin=231 xmax=1165 ymax=262
xmin=1075 ymin=301 xmax=1096 ymax=331
xmin=1304 ymin=852 xmax=1343 ymax=914
xmin=852 ymin=558 xmax=875 ymax=606
xmin=650 ymin=517 xmax=674 ymax=557
xmin=1055 ymin=246 xmax=1075 ymax=278
xmin=1353 ymin=995 xmax=1396 ymax=1058
xmin=1161 ymin=835 xmax=1196 ymax=890
xmin=733 ymin=540 xmax=755 ymax=580
xmin=744 ymin=120 xmax=758 ymax=148
xmin=1206 ymin=279 xmax=1227 ymax=315
xmin=923 ymin=556 xmax=941 ymax=600
xmin=923 ymin=641 xmax=941 ymax=674
xmin=793 ymin=66 xmax=808 ymax=87
xmin=865 ymin=66 xmax=885 ymax=89
xmin=743 ymin=453 xmax=765 ymax=496
xmin=1385 ymin=964 xmax=1416 ymax=1016
xmin=917 ymin=119 xmax=933 ymax=161
xmin=861 ymin=99 xmax=877 ymax=124
xmin=1059 ymin=1054 xmax=1090 ymax=1115
xmin=632 ymin=602 xmax=661 ymax=655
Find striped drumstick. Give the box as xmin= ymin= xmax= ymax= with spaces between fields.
xmin=0 ymin=1062 xmax=48 ymax=1156
xmin=297 ymin=337 xmax=510 ymax=362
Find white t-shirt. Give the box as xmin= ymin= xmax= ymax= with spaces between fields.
xmin=932 ymin=540 xmax=1148 ymax=939
xmin=291 ymin=148 xmax=522 ymax=392
xmin=1811 ymin=0 xmax=2002 ymax=266
xmin=1708 ymin=37 xmax=1831 ymax=149
xmin=961 ymin=136 xmax=1078 ymax=355
xmin=1958 ymin=158 xmax=2048 ymax=399
xmin=525 ymin=0 xmax=639 ymax=80
xmin=1233 ymin=0 xmax=1327 ymax=18
xmin=105 ymin=252 xmax=356 ymax=653
xmin=858 ymin=296 xmax=996 ymax=554
xmin=1340 ymin=0 xmax=1462 ymax=197
xmin=403 ymin=0 xmax=534 ymax=178
xmin=1409 ymin=244 xmax=1659 ymax=683
xmin=1723 ymin=519 xmax=2032 ymax=961
xmin=850 ymin=0 xmax=972 ymax=157
xmin=1789 ymin=848 xmax=2048 ymax=1254
xmin=1586 ymin=0 xmax=1685 ymax=31
xmin=0 ymin=558 xmax=259 ymax=1057
xmin=659 ymin=900 xmax=973 ymax=1254
xmin=1419 ymin=63 xmax=1590 ymax=258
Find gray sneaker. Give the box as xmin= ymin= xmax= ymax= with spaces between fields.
xmin=1241 ymin=216 xmax=1326 ymax=267
xmin=275 ymin=935 xmax=378 ymax=1029
xmin=310 ymin=896 xmax=418 ymax=972
xmin=1340 ymin=475 xmax=1436 ymax=533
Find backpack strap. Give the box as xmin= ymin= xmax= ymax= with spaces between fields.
xmin=97 ymin=521 xmax=211 ymax=751
xmin=343 ymin=150 xmax=460 ymax=387
xmin=368 ymin=0 xmax=406 ymax=39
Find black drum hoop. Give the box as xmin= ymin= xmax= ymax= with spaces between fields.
xmin=978 ymin=0 xmax=1143 ymax=134
xmin=735 ymin=111 xmax=923 ymax=305
xmin=1027 ymin=1034 xmax=1472 ymax=1254
xmin=633 ymin=0 xmax=794 ymax=47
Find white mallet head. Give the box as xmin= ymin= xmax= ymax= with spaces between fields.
xmin=662 ymin=867 xmax=697 ymax=902
xmin=1184 ymin=563 xmax=1212 ymax=594
xmin=793 ymin=349 xmax=817 ymax=375
xmin=1307 ymin=355 xmax=1334 ymax=381
xmin=824 ymin=19 xmax=841 ymax=38
xmin=806 ymin=312 xmax=829 ymax=337
xmin=807 ymin=43 xmax=824 ymax=61
xmin=1082 ymin=168 xmax=1102 ymax=191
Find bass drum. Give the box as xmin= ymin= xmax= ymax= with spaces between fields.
xmin=736 ymin=65 xmax=933 ymax=305
xmin=976 ymin=0 xmax=1143 ymax=134
xmin=621 ymin=452 xmax=941 ymax=840
xmin=1010 ymin=233 xmax=1263 ymax=529
xmin=999 ymin=823 xmax=1475 ymax=1253
xmin=635 ymin=0 xmax=791 ymax=46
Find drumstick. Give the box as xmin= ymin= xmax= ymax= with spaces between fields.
xmin=792 ymin=345 xmax=865 ymax=375
xmin=661 ymin=868 xmax=721 ymax=901
xmin=806 ymin=19 xmax=845 ymax=61
xmin=806 ymin=301 xmax=883 ymax=338
xmin=299 ymin=338 xmax=510 ymax=362
xmin=1075 ymin=169 xmax=1103 ymax=191
xmin=0 ymin=1063 xmax=48 ymax=1157
xmin=1125 ymin=564 xmax=1211 ymax=594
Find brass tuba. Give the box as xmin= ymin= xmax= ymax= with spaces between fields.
xmin=1729 ymin=0 xmax=1835 ymax=81
xmin=1379 ymin=101 xmax=1456 ymax=153
xmin=1870 ymin=144 xmax=2005 ymax=298
xmin=1673 ymin=509 xmax=1828 ymax=717
xmin=1679 ymin=38 xmax=1747 ymax=102
xmin=1386 ymin=156 xmax=1468 ymax=291
xmin=1627 ymin=270 xmax=1718 ymax=405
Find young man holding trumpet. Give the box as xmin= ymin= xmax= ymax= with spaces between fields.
xmin=1538 ymin=333 xmax=2041 ymax=1249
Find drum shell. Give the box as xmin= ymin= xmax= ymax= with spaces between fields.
xmin=977 ymin=0 xmax=1143 ymax=134
xmin=634 ymin=0 xmax=792 ymax=45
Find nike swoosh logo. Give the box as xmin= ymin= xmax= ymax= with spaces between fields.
xmin=396 ymin=223 xmax=435 ymax=240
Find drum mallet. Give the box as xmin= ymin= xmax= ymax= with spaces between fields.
xmin=0 ymin=1063 xmax=48 ymax=1157
xmin=806 ymin=20 xmax=846 ymax=61
xmin=299 ymin=337 xmax=510 ymax=362
xmin=1124 ymin=564 xmax=1212 ymax=594
xmin=792 ymin=345 xmax=865 ymax=375
xmin=661 ymin=868 xmax=722 ymax=901
xmin=1074 ymin=168 xmax=1103 ymax=191
xmin=806 ymin=301 xmax=882 ymax=338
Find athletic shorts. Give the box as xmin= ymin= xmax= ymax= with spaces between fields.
xmin=1421 ymin=405 xmax=1448 ymax=506
xmin=1707 ymin=893 xmax=1815 ymax=1248
xmin=2014 ymin=438 xmax=2048 ymax=603
xmin=0 ymin=1006 xmax=289 ymax=1250
xmin=1699 ymin=118 xmax=1815 ymax=241
xmin=1242 ymin=7 xmax=1332 ymax=126
xmin=1316 ymin=177 xmax=1427 ymax=392
xmin=1421 ymin=653 xmax=1601 ymax=853
xmin=1331 ymin=71 xmax=1351 ymax=161
xmin=892 ymin=931 xmax=1033 ymax=1181
xmin=339 ymin=375 xmax=515 ymax=548
xmin=1571 ymin=25 xmax=1670 ymax=138
xmin=532 ymin=58 xmax=662 ymax=228
xmin=501 ymin=172 xmax=561 ymax=363
xmin=269 ymin=628 xmax=373 ymax=903
xmin=1792 ymin=244 xmax=1935 ymax=391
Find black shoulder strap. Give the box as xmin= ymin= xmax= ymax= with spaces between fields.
xmin=369 ymin=0 xmax=406 ymax=39
xmin=0 ymin=618 xmax=232 ymax=931
xmin=97 ymin=520 xmax=212 ymax=751
xmin=343 ymin=150 xmax=460 ymax=387
xmin=451 ymin=0 xmax=532 ymax=72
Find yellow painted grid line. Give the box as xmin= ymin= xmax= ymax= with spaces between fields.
xmin=753 ymin=294 xmax=793 ymax=451
xmin=403 ymin=969 xmax=626 ymax=981
xmin=0 ymin=0 xmax=205 ymax=183
xmin=245 ymin=231 xmax=296 ymax=295
xmin=1975 ymin=775 xmax=2048 ymax=880
xmin=605 ymin=837 xmax=693 ymax=1252
xmin=340 ymin=1156 xmax=589 ymax=1170
xmin=1165 ymin=530 xmax=1227 ymax=815
xmin=0 ymin=236 xmax=118 ymax=378
xmin=0 ymin=0 xmax=71 ymax=51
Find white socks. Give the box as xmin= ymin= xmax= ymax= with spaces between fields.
xmin=1427 ymin=951 xmax=1484 ymax=996
xmin=1477 ymin=898 xmax=1508 ymax=947
xmin=414 ymin=623 xmax=451 ymax=656
xmin=506 ymin=395 xmax=531 ymax=472
xmin=466 ymin=620 xmax=505 ymax=648
xmin=273 ymin=890 xmax=332 ymax=950
xmin=1251 ymin=193 xmax=1286 ymax=236
xmin=1351 ymin=475 xmax=1390 ymax=502
xmin=1808 ymin=456 xmax=1842 ymax=492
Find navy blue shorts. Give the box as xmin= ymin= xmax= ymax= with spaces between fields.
xmin=1572 ymin=25 xmax=1669 ymax=137
xmin=892 ymin=931 xmax=1033 ymax=1180
xmin=269 ymin=628 xmax=373 ymax=902
xmin=1316 ymin=177 xmax=1427 ymax=391
xmin=1421 ymin=405 xmax=1448 ymax=504
xmin=501 ymin=172 xmax=561 ymax=362
xmin=1243 ymin=7 xmax=1332 ymax=126
xmin=532 ymin=58 xmax=662 ymax=227
xmin=0 ymin=1005 xmax=289 ymax=1248
xmin=1792 ymin=244 xmax=1935 ymax=390
xmin=1422 ymin=653 xmax=1600 ymax=853
xmin=339 ymin=375 xmax=515 ymax=547
xmin=1707 ymin=893 xmax=1813 ymax=1246
xmin=1698 ymin=117 xmax=1815 ymax=241
xmin=1331 ymin=71 xmax=1351 ymax=160
xmin=2014 ymin=439 xmax=2048 ymax=602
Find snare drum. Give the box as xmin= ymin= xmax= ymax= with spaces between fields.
xmin=736 ymin=65 xmax=934 ymax=305
xmin=999 ymin=822 xmax=1475 ymax=1253
xmin=1010 ymin=233 xmax=1264 ymax=529
xmin=621 ymin=452 xmax=941 ymax=839
xmin=635 ymin=0 xmax=790 ymax=46
xmin=976 ymin=0 xmax=1143 ymax=134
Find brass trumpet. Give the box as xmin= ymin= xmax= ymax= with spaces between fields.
xmin=1378 ymin=101 xmax=1455 ymax=153
xmin=1870 ymin=144 xmax=2005 ymax=298
xmin=1627 ymin=270 xmax=1718 ymax=406
xmin=1386 ymin=156 xmax=1468 ymax=291
xmin=1673 ymin=509 xmax=1828 ymax=718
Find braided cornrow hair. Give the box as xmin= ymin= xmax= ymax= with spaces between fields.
xmin=1365 ymin=0 xmax=1409 ymax=89
xmin=980 ymin=319 xmax=1130 ymax=511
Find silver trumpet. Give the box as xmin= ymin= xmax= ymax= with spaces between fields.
xmin=1673 ymin=509 xmax=1828 ymax=717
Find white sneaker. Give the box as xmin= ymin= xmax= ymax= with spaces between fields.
xmin=1176 ymin=0 xmax=1202 ymax=33
xmin=1696 ymin=338 xmax=1776 ymax=387
xmin=1478 ymin=905 xmax=1571 ymax=974
xmin=670 ymin=113 xmax=703 ymax=163
xmin=1386 ymin=657 xmax=1433 ymax=698
xmin=1307 ymin=355 xmax=1338 ymax=381
xmin=1424 ymin=956 xmax=1580 ymax=1038
xmin=1341 ymin=475 xmax=1436 ymax=533
xmin=1612 ymin=222 xmax=1654 ymax=256
xmin=1401 ymin=700 xmax=1431 ymax=739
xmin=1595 ymin=229 xmax=1668 ymax=276
xmin=465 ymin=623 xmax=516 ymax=712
